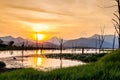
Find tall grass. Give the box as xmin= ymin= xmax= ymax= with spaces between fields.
xmin=0 ymin=50 xmax=120 ymax=80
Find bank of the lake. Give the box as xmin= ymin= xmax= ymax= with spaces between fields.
xmin=0 ymin=50 xmax=120 ymax=80
xmin=45 ymin=53 xmax=106 ymax=62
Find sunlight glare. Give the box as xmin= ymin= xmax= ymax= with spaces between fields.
xmin=37 ymin=58 xmax=42 ymax=66
xmin=36 ymin=34 xmax=45 ymax=40
xmin=32 ymin=23 xmax=49 ymax=32
xmin=37 ymin=50 xmax=42 ymax=54
xmin=20 ymin=21 xmax=49 ymax=32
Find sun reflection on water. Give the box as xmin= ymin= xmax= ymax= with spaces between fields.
xmin=37 ymin=57 xmax=42 ymax=66
xmin=36 ymin=50 xmax=44 ymax=67
xmin=25 ymin=50 xmax=84 ymax=70
xmin=29 ymin=50 xmax=45 ymax=68
xmin=37 ymin=50 xmax=42 ymax=54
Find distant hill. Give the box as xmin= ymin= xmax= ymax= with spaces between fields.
xmin=0 ymin=34 xmax=118 ymax=48
xmin=0 ymin=36 xmax=58 ymax=48
xmin=91 ymin=34 xmax=118 ymax=48
xmin=0 ymin=36 xmax=28 ymax=46
xmin=64 ymin=34 xmax=118 ymax=49
xmin=64 ymin=37 xmax=111 ymax=48
xmin=46 ymin=37 xmax=67 ymax=45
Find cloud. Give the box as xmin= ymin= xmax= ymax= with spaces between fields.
xmin=36 ymin=31 xmax=60 ymax=35
xmin=6 ymin=4 xmax=73 ymax=16
xmin=0 ymin=0 xmax=115 ymax=39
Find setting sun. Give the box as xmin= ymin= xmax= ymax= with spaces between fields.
xmin=36 ymin=34 xmax=45 ymax=40
xmin=32 ymin=32 xmax=49 ymax=41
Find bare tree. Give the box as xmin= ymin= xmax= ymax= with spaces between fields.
xmin=58 ymin=38 xmax=64 ymax=69
xmin=95 ymin=36 xmax=98 ymax=54
xmin=98 ymin=26 xmax=105 ymax=53
xmin=99 ymin=0 xmax=120 ymax=48
xmin=0 ymin=39 xmax=3 ymax=44
xmin=8 ymin=41 xmax=14 ymax=46
xmin=112 ymin=32 xmax=116 ymax=50
xmin=21 ymin=42 xmax=25 ymax=49
xmin=100 ymin=26 xmax=105 ymax=49
xmin=59 ymin=39 xmax=63 ymax=57
xmin=112 ymin=0 xmax=120 ymax=48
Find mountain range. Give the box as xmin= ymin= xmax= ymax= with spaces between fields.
xmin=0 ymin=34 xmax=118 ymax=49
xmin=0 ymin=36 xmax=58 ymax=48
xmin=64 ymin=34 xmax=118 ymax=48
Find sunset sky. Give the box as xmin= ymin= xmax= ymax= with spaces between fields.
xmin=0 ymin=0 xmax=117 ymax=40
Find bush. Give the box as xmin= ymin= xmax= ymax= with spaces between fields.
xmin=0 ymin=61 xmax=6 ymax=68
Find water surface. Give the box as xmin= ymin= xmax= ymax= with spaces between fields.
xmin=0 ymin=50 xmax=85 ymax=71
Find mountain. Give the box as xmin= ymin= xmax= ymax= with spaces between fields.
xmin=0 ymin=36 xmax=27 ymax=46
xmin=64 ymin=34 xmax=118 ymax=49
xmin=0 ymin=36 xmax=58 ymax=48
xmin=64 ymin=37 xmax=111 ymax=48
xmin=0 ymin=35 xmax=118 ymax=48
xmin=46 ymin=37 xmax=67 ymax=45
xmin=91 ymin=34 xmax=118 ymax=48
xmin=0 ymin=36 xmax=17 ymax=41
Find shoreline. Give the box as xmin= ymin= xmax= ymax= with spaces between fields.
xmin=0 ymin=68 xmax=23 ymax=73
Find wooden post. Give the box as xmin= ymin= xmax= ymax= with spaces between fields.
xmin=82 ymin=48 xmax=84 ymax=54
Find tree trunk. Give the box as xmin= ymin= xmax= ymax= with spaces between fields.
xmin=118 ymin=0 xmax=120 ymax=48
xmin=119 ymin=36 xmax=120 ymax=48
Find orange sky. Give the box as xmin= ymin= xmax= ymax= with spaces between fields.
xmin=0 ymin=0 xmax=116 ymax=40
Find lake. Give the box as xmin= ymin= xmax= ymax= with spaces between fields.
xmin=0 ymin=50 xmax=86 ymax=71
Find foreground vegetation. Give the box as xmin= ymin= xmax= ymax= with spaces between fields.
xmin=0 ymin=50 xmax=120 ymax=80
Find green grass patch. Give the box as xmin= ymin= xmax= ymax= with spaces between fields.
xmin=46 ymin=53 xmax=106 ymax=62
xmin=0 ymin=50 xmax=120 ymax=80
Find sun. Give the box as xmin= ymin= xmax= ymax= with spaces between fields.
xmin=32 ymin=33 xmax=49 ymax=41
xmin=36 ymin=34 xmax=45 ymax=40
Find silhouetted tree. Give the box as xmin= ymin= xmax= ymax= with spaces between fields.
xmin=8 ymin=41 xmax=14 ymax=46
xmin=98 ymin=26 xmax=105 ymax=53
xmin=59 ymin=38 xmax=63 ymax=69
xmin=101 ymin=27 xmax=105 ymax=49
xmin=0 ymin=39 xmax=3 ymax=44
xmin=112 ymin=0 xmax=120 ymax=48
xmin=0 ymin=39 xmax=7 ymax=47
xmin=112 ymin=32 xmax=116 ymax=50
xmin=59 ymin=39 xmax=63 ymax=56
xmin=56 ymin=38 xmax=64 ymax=60
xmin=21 ymin=42 xmax=25 ymax=48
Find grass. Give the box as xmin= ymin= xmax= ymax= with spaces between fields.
xmin=0 ymin=50 xmax=120 ymax=80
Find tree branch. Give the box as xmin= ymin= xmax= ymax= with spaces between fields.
xmin=114 ymin=24 xmax=119 ymax=34
xmin=112 ymin=18 xmax=119 ymax=25
xmin=113 ymin=13 xmax=120 ymax=20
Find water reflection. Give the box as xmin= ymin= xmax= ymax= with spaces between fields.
xmin=28 ymin=50 xmax=64 ymax=70
xmin=0 ymin=50 xmax=85 ymax=70
xmin=36 ymin=50 xmax=43 ymax=67
xmin=60 ymin=58 xmax=62 ymax=69
xmin=10 ymin=51 xmax=13 ymax=55
xmin=21 ymin=50 xmax=24 ymax=67
xmin=36 ymin=50 xmax=42 ymax=55
xmin=31 ymin=50 xmax=45 ymax=68
xmin=37 ymin=58 xmax=42 ymax=66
